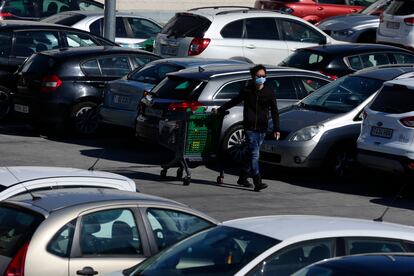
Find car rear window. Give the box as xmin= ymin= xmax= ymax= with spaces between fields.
xmin=161 ymin=14 xmax=211 ymax=38
xmin=43 ymin=13 xmax=87 ymax=26
xmin=2 ymin=0 xmax=37 ymax=17
xmin=0 ymin=205 xmax=44 ymax=257
xmin=152 ymin=76 xmax=206 ymax=100
xmin=370 ymin=84 xmax=414 ymax=114
xmin=281 ymin=50 xmax=328 ymax=70
xmin=386 ymin=0 xmax=414 ymax=16
xmin=21 ymin=54 xmax=57 ymax=74
xmin=0 ymin=31 xmax=12 ymax=58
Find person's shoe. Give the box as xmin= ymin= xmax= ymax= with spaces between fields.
xmin=237 ymin=177 xmax=253 ymax=188
xmin=253 ymin=174 xmax=268 ymax=192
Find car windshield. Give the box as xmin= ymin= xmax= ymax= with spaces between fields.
xmin=360 ymin=0 xmax=390 ymax=15
xmin=130 ymin=226 xmax=280 ymax=276
xmin=299 ymin=76 xmax=384 ymax=113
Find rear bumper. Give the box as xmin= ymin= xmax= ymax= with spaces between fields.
xmin=99 ymin=106 xmax=137 ymax=129
xmin=357 ymin=149 xmax=414 ymax=174
xmin=12 ymin=94 xmax=70 ymax=124
xmin=135 ymin=114 xmax=159 ymax=141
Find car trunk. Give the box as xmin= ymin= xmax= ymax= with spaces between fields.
xmin=154 ymin=13 xmax=212 ymax=58
xmin=0 ymin=204 xmax=44 ymax=275
xmin=380 ymin=0 xmax=414 ymax=36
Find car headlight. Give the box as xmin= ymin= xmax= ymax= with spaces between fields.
xmin=334 ymin=29 xmax=355 ymax=36
xmin=289 ymin=125 xmax=324 ymax=142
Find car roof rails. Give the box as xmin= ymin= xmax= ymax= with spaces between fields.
xmin=188 ymin=6 xmax=255 ymax=11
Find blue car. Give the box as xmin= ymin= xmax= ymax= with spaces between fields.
xmin=99 ymin=58 xmax=246 ymax=129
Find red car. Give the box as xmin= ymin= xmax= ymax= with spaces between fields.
xmin=255 ymin=0 xmax=378 ymax=24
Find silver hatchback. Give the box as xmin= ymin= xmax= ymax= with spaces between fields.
xmin=0 ymin=188 xmax=218 ymax=276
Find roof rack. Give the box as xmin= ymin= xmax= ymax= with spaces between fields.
xmin=188 ymin=6 xmax=255 ymax=11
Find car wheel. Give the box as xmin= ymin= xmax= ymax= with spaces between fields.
xmin=70 ymin=102 xmax=100 ymax=135
xmin=0 ymin=86 xmax=11 ymax=121
xmin=222 ymin=125 xmax=246 ymax=163
xmin=326 ymin=144 xmax=357 ymax=179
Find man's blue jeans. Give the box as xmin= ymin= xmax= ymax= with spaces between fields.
xmin=243 ymin=130 xmax=266 ymax=176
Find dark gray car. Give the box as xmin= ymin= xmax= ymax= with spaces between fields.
xmin=137 ymin=64 xmax=330 ymax=161
xmin=99 ymin=58 xmax=246 ymax=129
xmin=317 ymin=0 xmax=391 ymax=43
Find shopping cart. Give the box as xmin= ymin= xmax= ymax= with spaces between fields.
xmin=158 ymin=107 xmax=226 ymax=186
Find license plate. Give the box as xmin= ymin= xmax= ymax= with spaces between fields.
xmin=145 ymin=108 xmax=163 ymax=118
xmin=160 ymin=45 xmax=177 ymax=56
xmin=371 ymin=126 xmax=393 ymax=139
xmin=113 ymin=95 xmax=130 ymax=105
xmin=14 ymin=104 xmax=29 ymax=114
xmin=386 ymin=21 xmax=400 ymax=29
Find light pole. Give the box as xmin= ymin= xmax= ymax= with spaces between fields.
xmin=103 ymin=0 xmax=116 ymax=42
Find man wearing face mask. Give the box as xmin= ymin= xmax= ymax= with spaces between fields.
xmin=216 ymin=64 xmax=280 ymax=192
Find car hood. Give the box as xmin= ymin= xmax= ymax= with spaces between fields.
xmin=279 ymin=107 xmax=336 ymax=133
xmin=0 ymin=166 xmax=132 ymax=187
xmin=318 ymin=14 xmax=379 ymax=31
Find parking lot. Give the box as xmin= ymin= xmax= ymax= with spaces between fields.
xmin=1 ymin=121 xmax=413 ymax=225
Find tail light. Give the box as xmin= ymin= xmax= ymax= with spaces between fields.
xmin=0 ymin=12 xmax=13 ymax=20
xmin=168 ymin=101 xmax=204 ymax=112
xmin=380 ymin=14 xmax=384 ymax=23
xmin=404 ymin=17 xmax=414 ymax=26
xmin=40 ymin=75 xmax=62 ymax=93
xmin=400 ymin=116 xmax=414 ymax=128
xmin=362 ymin=111 xmax=368 ymax=120
xmin=319 ymin=71 xmax=338 ymax=80
xmin=188 ymin=38 xmax=210 ymax=56
xmin=408 ymin=162 xmax=414 ymax=170
xmin=4 ymin=242 xmax=29 ymax=276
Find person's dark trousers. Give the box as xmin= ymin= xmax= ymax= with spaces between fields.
xmin=239 ymin=130 xmax=268 ymax=191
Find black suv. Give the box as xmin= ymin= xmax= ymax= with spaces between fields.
xmin=13 ymin=46 xmax=160 ymax=135
xmin=0 ymin=0 xmax=103 ymax=21
xmin=0 ymin=20 xmax=117 ymax=119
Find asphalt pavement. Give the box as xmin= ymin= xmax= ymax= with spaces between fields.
xmin=1 ymin=122 xmax=414 ymax=226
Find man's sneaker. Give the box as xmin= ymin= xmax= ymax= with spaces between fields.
xmin=254 ymin=183 xmax=268 ymax=192
xmin=237 ymin=177 xmax=253 ymax=188
xmin=253 ymin=174 xmax=268 ymax=192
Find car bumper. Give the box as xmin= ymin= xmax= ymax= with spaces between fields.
xmin=99 ymin=106 xmax=137 ymax=129
xmin=377 ymin=32 xmax=414 ymax=48
xmin=357 ymin=149 xmax=414 ymax=174
xmin=135 ymin=114 xmax=159 ymax=141
xmin=12 ymin=94 xmax=69 ymax=124
xmin=259 ymin=139 xmax=327 ymax=168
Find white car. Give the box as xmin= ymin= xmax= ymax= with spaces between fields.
xmin=376 ymin=0 xmax=414 ymax=50
xmin=43 ymin=11 xmax=162 ymax=49
xmin=154 ymin=7 xmax=343 ymax=65
xmin=126 ymin=215 xmax=414 ymax=276
xmin=0 ymin=166 xmax=137 ymax=200
xmin=357 ymin=78 xmax=414 ymax=174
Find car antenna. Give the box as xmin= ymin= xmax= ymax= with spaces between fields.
xmin=373 ymin=178 xmax=409 ymax=222
xmin=5 ymin=167 xmax=41 ymax=200
xmin=88 ymin=149 xmax=106 ymax=171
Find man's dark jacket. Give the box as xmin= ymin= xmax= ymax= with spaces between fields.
xmin=218 ymin=82 xmax=280 ymax=132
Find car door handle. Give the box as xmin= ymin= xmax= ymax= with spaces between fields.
xmin=246 ymin=44 xmax=256 ymax=49
xmin=351 ymin=8 xmax=358 ymax=12
xmin=76 ymin=267 xmax=98 ymax=276
xmin=317 ymin=6 xmax=323 ymax=10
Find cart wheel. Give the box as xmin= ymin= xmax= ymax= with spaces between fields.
xmin=183 ymin=176 xmax=191 ymax=186
xmin=160 ymin=169 xmax=167 ymax=179
xmin=216 ymin=176 xmax=224 ymax=185
xmin=176 ymin=167 xmax=183 ymax=179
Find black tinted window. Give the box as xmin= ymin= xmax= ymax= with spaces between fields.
xmin=127 ymin=18 xmax=161 ymax=39
xmin=297 ymin=77 xmax=329 ymax=97
xmin=347 ymin=53 xmax=390 ymax=70
xmin=42 ymin=0 xmax=71 ymax=17
xmin=153 ymin=77 xmax=206 ymax=100
xmin=0 ymin=31 xmax=12 ymax=58
xmin=245 ymin=18 xmax=278 ymax=40
xmin=14 ymin=31 xmax=60 ymax=57
xmin=267 ymin=77 xmax=297 ymax=99
xmin=370 ymin=84 xmax=414 ymax=114
xmin=132 ymin=55 xmax=159 ymax=67
xmin=393 ymin=53 xmax=414 ymax=64
xmin=282 ymin=50 xmax=328 ymax=70
xmin=2 ymin=0 xmax=37 ymax=17
xmin=81 ymin=59 xmax=101 ymax=76
xmin=216 ymin=81 xmax=246 ymax=99
xmin=90 ymin=18 xmax=103 ymax=35
xmin=21 ymin=54 xmax=56 ymax=73
xmin=115 ymin=17 xmax=127 ymax=38
xmin=130 ymin=64 xmax=182 ymax=84
xmin=65 ymin=32 xmax=98 ymax=47
xmin=221 ymin=20 xmax=244 ymax=38
xmin=387 ymin=0 xmax=414 ymax=15
xmin=98 ymin=56 xmax=131 ymax=77
xmin=161 ymin=14 xmax=211 ymax=37
xmin=0 ymin=206 xmax=44 ymax=257
xmin=280 ymin=20 xmax=324 ymax=43
xmin=346 ymin=238 xmax=405 ymax=255
xmin=318 ymin=0 xmax=346 ymax=4
xmin=47 ymin=219 xmax=76 ymax=257
xmin=78 ymin=0 xmax=103 ymax=11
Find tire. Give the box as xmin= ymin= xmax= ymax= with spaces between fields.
xmin=0 ymin=86 xmax=11 ymax=121
xmin=70 ymin=101 xmax=100 ymax=136
xmin=325 ymin=143 xmax=357 ymax=179
xmin=222 ymin=124 xmax=246 ymax=163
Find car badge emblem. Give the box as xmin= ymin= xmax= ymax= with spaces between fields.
xmin=377 ymin=122 xmax=383 ymax=127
